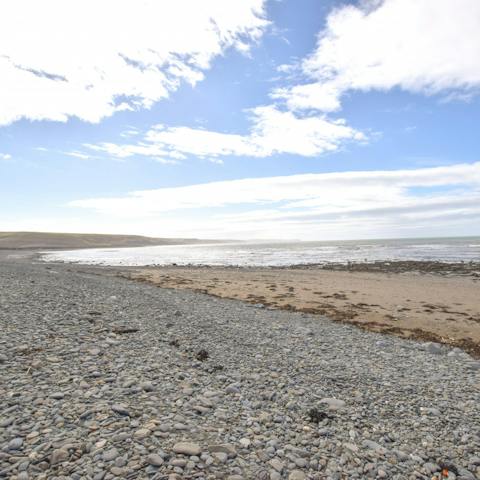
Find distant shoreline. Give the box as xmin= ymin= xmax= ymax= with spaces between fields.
xmin=0 ymin=231 xmax=220 ymax=250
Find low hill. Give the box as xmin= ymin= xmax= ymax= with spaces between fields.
xmin=0 ymin=231 xmax=207 ymax=250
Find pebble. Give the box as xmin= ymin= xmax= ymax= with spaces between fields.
xmin=288 ymin=470 xmax=306 ymax=480
xmin=8 ymin=438 xmax=23 ymax=450
xmin=147 ymin=453 xmax=164 ymax=466
xmin=172 ymin=442 xmax=202 ymax=456
xmin=102 ymin=448 xmax=119 ymax=461
xmin=51 ymin=448 xmax=69 ymax=464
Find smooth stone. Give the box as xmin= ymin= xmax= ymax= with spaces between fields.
xmin=362 ymin=440 xmax=383 ymax=451
xmin=102 ymin=448 xmax=119 ymax=462
xmin=172 ymin=442 xmax=202 ymax=456
xmin=269 ymin=458 xmax=284 ymax=472
xmin=50 ymin=392 xmax=65 ymax=400
xmin=240 ymin=438 xmax=251 ymax=448
xmin=213 ymin=452 xmax=228 ymax=463
xmin=289 ymin=471 xmax=306 ymax=480
xmin=0 ymin=418 xmax=14 ymax=428
xmin=209 ymin=444 xmax=236 ymax=455
xmin=140 ymin=381 xmax=154 ymax=391
xmin=425 ymin=342 xmax=443 ymax=354
xmin=319 ymin=398 xmax=346 ymax=410
xmin=111 ymin=404 xmax=130 ymax=416
xmin=51 ymin=448 xmax=69 ymax=464
xmin=134 ymin=428 xmax=151 ymax=438
xmin=226 ymin=385 xmax=240 ymax=394
xmin=8 ymin=438 xmax=23 ymax=450
xmin=147 ymin=453 xmax=164 ymax=466
xmin=110 ymin=466 xmax=124 ymax=476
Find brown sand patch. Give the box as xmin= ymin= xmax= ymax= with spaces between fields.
xmin=120 ymin=265 xmax=480 ymax=357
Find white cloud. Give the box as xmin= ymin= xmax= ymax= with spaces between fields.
xmin=0 ymin=0 xmax=267 ymax=126
xmin=68 ymin=162 xmax=480 ymax=239
xmin=0 ymin=153 xmax=12 ymax=160
xmin=84 ymin=105 xmax=366 ymax=161
xmin=275 ymin=0 xmax=480 ymax=112
xmin=62 ymin=151 xmax=91 ymax=160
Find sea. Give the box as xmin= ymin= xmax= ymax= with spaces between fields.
xmin=42 ymin=236 xmax=480 ymax=267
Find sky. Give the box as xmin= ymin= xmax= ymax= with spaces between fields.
xmin=1 ymin=0 xmax=480 ymax=240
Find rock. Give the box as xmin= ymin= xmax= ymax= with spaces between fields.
xmin=420 ymin=407 xmax=441 ymax=416
xmin=319 ymin=398 xmax=346 ymax=410
xmin=110 ymin=466 xmax=124 ymax=476
xmin=102 ymin=448 xmax=119 ymax=462
xmin=0 ymin=354 xmax=7 ymax=363
xmin=288 ymin=470 xmax=306 ymax=480
xmin=111 ymin=404 xmax=130 ymax=416
xmin=50 ymin=392 xmax=65 ymax=399
xmin=425 ymin=342 xmax=443 ymax=354
xmin=226 ymin=385 xmax=240 ymax=394
xmin=456 ymin=468 xmax=476 ymax=480
xmin=467 ymin=361 xmax=480 ymax=371
xmin=239 ymin=438 xmax=251 ymax=448
xmin=0 ymin=417 xmax=14 ymax=428
xmin=269 ymin=458 xmax=284 ymax=472
xmin=362 ymin=440 xmax=383 ymax=451
xmin=140 ymin=381 xmax=154 ymax=391
xmin=147 ymin=453 xmax=164 ymax=466
xmin=172 ymin=442 xmax=202 ymax=456
xmin=51 ymin=448 xmax=69 ymax=465
xmin=133 ymin=428 xmax=151 ymax=439
xmin=8 ymin=437 xmax=23 ymax=450
xmin=213 ymin=452 xmax=228 ymax=463
xmin=209 ymin=444 xmax=236 ymax=456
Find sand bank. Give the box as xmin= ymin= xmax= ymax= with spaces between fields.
xmin=124 ymin=262 xmax=480 ymax=356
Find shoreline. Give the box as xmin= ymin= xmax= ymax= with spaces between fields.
xmin=17 ymin=250 xmax=480 ymax=357
xmin=116 ymin=261 xmax=480 ymax=358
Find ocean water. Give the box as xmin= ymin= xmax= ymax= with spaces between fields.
xmin=42 ymin=236 xmax=480 ymax=267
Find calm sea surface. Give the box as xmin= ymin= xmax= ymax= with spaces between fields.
xmin=42 ymin=237 xmax=480 ymax=267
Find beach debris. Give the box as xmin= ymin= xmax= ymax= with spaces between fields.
xmin=112 ymin=326 xmax=139 ymax=334
xmin=307 ymin=407 xmax=331 ymax=423
xmin=195 ymin=349 xmax=209 ymax=361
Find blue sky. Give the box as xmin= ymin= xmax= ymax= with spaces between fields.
xmin=1 ymin=0 xmax=479 ymax=239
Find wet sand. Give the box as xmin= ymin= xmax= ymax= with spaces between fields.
xmin=123 ymin=262 xmax=480 ymax=357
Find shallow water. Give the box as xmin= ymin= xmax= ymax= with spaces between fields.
xmin=42 ymin=236 xmax=480 ymax=267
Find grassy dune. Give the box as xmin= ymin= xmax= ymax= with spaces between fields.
xmin=0 ymin=231 xmax=204 ymax=250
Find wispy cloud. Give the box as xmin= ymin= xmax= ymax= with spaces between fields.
xmin=0 ymin=0 xmax=267 ymax=126
xmin=62 ymin=151 xmax=91 ymax=160
xmin=85 ymin=106 xmax=366 ymax=161
xmin=0 ymin=152 xmax=12 ymax=160
xmin=68 ymin=162 xmax=480 ymax=239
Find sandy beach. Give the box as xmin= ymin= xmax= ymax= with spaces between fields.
xmin=124 ymin=262 xmax=480 ymax=357
xmin=1 ymin=251 xmax=480 ymax=479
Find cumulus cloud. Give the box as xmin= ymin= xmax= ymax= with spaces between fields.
xmin=0 ymin=0 xmax=267 ymax=125
xmin=84 ymin=106 xmax=366 ymax=161
xmin=68 ymin=162 xmax=480 ymax=239
xmin=0 ymin=153 xmax=12 ymax=160
xmin=274 ymin=0 xmax=480 ymax=112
